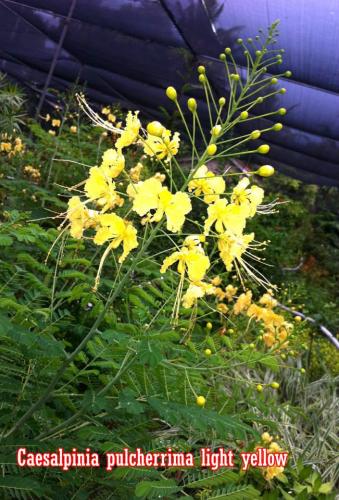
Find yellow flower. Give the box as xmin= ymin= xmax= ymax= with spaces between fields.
xmin=211 ymin=276 xmax=222 ymax=286
xmin=188 ymin=165 xmax=225 ymax=203
xmin=204 ymin=199 xmax=247 ymax=235
xmin=263 ymin=465 xmax=285 ymax=481
xmin=144 ymin=128 xmax=180 ymax=162
xmin=101 ymin=106 xmax=110 ymax=115
xmin=231 ymin=177 xmax=264 ymax=217
xmin=128 ymin=178 xmax=191 ymax=233
xmin=182 ymin=281 xmax=215 ymax=308
xmin=84 ymin=167 xmax=119 ymax=211
xmin=52 ymin=119 xmax=61 ymax=127
xmin=0 ymin=142 xmax=11 ymax=152
xmin=108 ymin=113 xmax=116 ymax=123
xmin=100 ymin=148 xmax=125 ymax=178
xmin=129 ymin=162 xmax=143 ymax=182
xmin=14 ymin=137 xmax=24 ymax=153
xmin=259 ymin=293 xmax=278 ymax=308
xmin=261 ymin=432 xmax=273 ymax=443
xmin=233 ymin=290 xmax=252 ymax=315
xmin=67 ymin=196 xmax=97 ymax=239
xmin=93 ymin=213 xmax=138 ymax=263
xmin=70 ymin=125 xmax=77 ymax=133
xmin=218 ymin=231 xmax=254 ymax=271
xmin=217 ymin=303 xmax=229 ymax=314
xmin=161 ymin=242 xmax=210 ymax=282
xmin=115 ymin=111 xmax=141 ymax=150
xmin=225 ymin=284 xmax=238 ymax=301
xmin=48 ymin=130 xmax=56 ymax=136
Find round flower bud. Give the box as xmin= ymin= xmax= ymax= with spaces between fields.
xmin=187 ymin=98 xmax=197 ymax=112
xmin=257 ymin=144 xmax=270 ymax=154
xmin=166 ymin=86 xmax=177 ymax=101
xmin=231 ymin=74 xmax=240 ymax=82
xmin=225 ymin=47 xmax=232 ymax=55
xmin=247 ymin=37 xmax=253 ymax=43
xmin=261 ymin=432 xmax=272 ymax=443
xmin=280 ymin=88 xmax=287 ymax=94
xmin=285 ymin=70 xmax=292 ymax=77
xmin=270 ymin=77 xmax=278 ymax=85
xmin=250 ymin=130 xmax=261 ymax=140
xmin=255 ymin=50 xmax=262 ymax=56
xmin=256 ymin=97 xmax=264 ymax=104
xmin=219 ymin=53 xmax=226 ymax=61
xmin=249 ymin=343 xmax=255 ymax=349
xmin=257 ymin=165 xmax=275 ymax=177
xmin=256 ymin=384 xmax=263 ymax=393
xmin=198 ymin=65 xmax=205 ymax=74
xmin=207 ymin=144 xmax=217 ymax=156
xmin=240 ymin=111 xmax=249 ymax=120
xmin=294 ymin=315 xmax=302 ymax=322
xmin=219 ymin=97 xmax=226 ymax=107
xmin=280 ymin=353 xmax=286 ymax=360
xmin=147 ymin=121 xmax=164 ymax=137
xmin=206 ymin=322 xmax=213 ymax=330
xmin=300 ymin=368 xmax=306 ymax=374
xmin=278 ymin=107 xmax=287 ymax=115
xmin=271 ymin=382 xmax=280 ymax=389
xmin=196 ymin=395 xmax=206 ymax=407
xmin=212 ymin=125 xmax=222 ymax=137
xmin=204 ymin=348 xmax=212 ymax=356
xmin=199 ymin=74 xmax=206 ymax=84
xmin=236 ymin=38 xmax=243 ymax=44
xmin=228 ymin=328 xmax=234 ymax=334
xmin=272 ymin=122 xmax=283 ymax=131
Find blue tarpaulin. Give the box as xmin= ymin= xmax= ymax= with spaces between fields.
xmin=0 ymin=0 xmax=338 ymax=185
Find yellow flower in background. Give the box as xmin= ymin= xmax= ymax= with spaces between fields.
xmin=84 ymin=167 xmax=118 ymax=211
xmin=100 ymin=148 xmax=125 ymax=178
xmin=144 ymin=129 xmax=180 ymax=162
xmin=259 ymin=293 xmax=278 ymax=308
xmin=129 ymin=162 xmax=143 ymax=182
xmin=101 ymin=106 xmax=110 ymax=115
xmin=231 ymin=177 xmax=264 ymax=217
xmin=52 ymin=119 xmax=61 ymax=127
xmin=0 ymin=142 xmax=11 ymax=152
xmin=233 ymin=290 xmax=252 ymax=314
xmin=225 ymin=284 xmax=238 ymax=301
xmin=204 ymin=199 xmax=247 ymax=235
xmin=115 ymin=111 xmax=141 ymax=150
xmin=67 ymin=196 xmax=97 ymax=239
xmin=182 ymin=281 xmax=215 ymax=308
xmin=161 ymin=243 xmax=210 ymax=283
xmin=263 ymin=465 xmax=285 ymax=481
xmin=218 ymin=231 xmax=255 ymax=271
xmin=93 ymin=213 xmax=138 ymax=263
xmin=14 ymin=137 xmax=24 ymax=153
xmin=108 ymin=113 xmax=116 ymax=123
xmin=128 ymin=177 xmax=191 ymax=233
xmin=48 ymin=130 xmax=56 ymax=136
xmin=70 ymin=125 xmax=77 ymax=134
xmin=188 ymin=165 xmax=225 ymax=203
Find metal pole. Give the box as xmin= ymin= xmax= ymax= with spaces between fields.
xmin=35 ymin=0 xmax=78 ymax=119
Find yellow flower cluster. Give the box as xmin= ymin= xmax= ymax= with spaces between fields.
xmin=0 ymin=135 xmax=24 ymax=158
xmin=23 ymin=165 xmax=41 ymax=183
xmin=259 ymin=432 xmax=286 ymax=481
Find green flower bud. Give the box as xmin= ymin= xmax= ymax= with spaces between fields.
xmin=256 ymin=384 xmax=263 ymax=392
xmin=187 ymin=98 xmax=197 ymax=112
xmin=196 ymin=395 xmax=206 ymax=407
xmin=257 ymin=165 xmax=275 ymax=177
xmin=285 ymin=70 xmax=292 ymax=77
xmin=255 ymin=50 xmax=262 ymax=56
xmin=236 ymin=38 xmax=243 ymax=44
xmin=240 ymin=111 xmax=248 ymax=120
xmin=204 ymin=348 xmax=212 ymax=356
xmin=199 ymin=74 xmax=206 ymax=84
xmin=278 ymin=107 xmax=287 ymax=115
xmin=146 ymin=121 xmax=164 ymax=137
xmin=272 ymin=123 xmax=283 ymax=131
xmin=198 ymin=65 xmax=205 ymax=74
xmin=218 ymin=97 xmax=226 ymax=107
xmin=300 ymin=368 xmax=306 ymax=374
xmin=207 ymin=144 xmax=217 ymax=156
xmin=250 ymin=130 xmax=261 ymax=140
xmin=212 ymin=125 xmax=222 ymax=137
xmin=219 ymin=53 xmax=226 ymax=61
xmin=270 ymin=77 xmax=278 ymax=85
xmin=225 ymin=47 xmax=232 ymax=55
xmin=256 ymin=97 xmax=264 ymax=103
xmin=271 ymin=382 xmax=280 ymax=389
xmin=247 ymin=37 xmax=253 ymax=43
xmin=166 ymin=86 xmax=177 ymax=101
xmin=280 ymin=88 xmax=287 ymax=94
xmin=230 ymin=73 xmax=240 ymax=82
xmin=257 ymin=144 xmax=270 ymax=154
